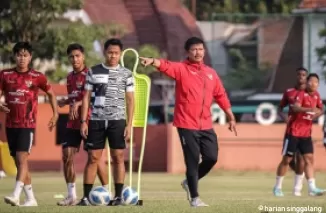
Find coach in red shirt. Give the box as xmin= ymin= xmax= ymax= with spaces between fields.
xmin=140 ymin=37 xmax=237 ymax=207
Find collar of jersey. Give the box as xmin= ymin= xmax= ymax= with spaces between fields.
xmin=101 ymin=63 xmax=120 ymax=70
xmin=73 ymin=67 xmax=88 ymax=75
xmin=304 ymin=89 xmax=318 ymax=96
xmin=14 ymin=67 xmax=32 ymax=74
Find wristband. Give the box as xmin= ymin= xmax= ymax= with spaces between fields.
xmin=80 ymin=120 xmax=86 ymax=124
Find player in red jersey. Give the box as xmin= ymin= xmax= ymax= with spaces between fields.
xmin=1 ymin=42 xmax=58 ymax=206
xmin=274 ymin=68 xmax=307 ymax=196
xmin=57 ymin=44 xmax=108 ymax=206
xmin=274 ymin=73 xmax=324 ymax=197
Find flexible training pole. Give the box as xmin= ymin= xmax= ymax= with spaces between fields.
xmin=121 ymin=48 xmax=139 ymax=188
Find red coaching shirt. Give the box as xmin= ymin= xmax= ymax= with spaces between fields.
xmin=288 ymin=90 xmax=323 ymax=137
xmin=158 ymin=59 xmax=231 ymax=130
xmin=66 ymin=68 xmax=89 ymax=129
xmin=0 ymin=68 xmax=51 ymax=128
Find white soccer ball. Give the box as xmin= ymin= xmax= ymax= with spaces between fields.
xmin=122 ymin=186 xmax=139 ymax=205
xmin=89 ymin=186 xmax=111 ymax=206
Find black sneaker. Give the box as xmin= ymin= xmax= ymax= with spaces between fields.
xmin=111 ymin=197 xmax=122 ymax=206
xmin=76 ymin=198 xmax=91 ymax=206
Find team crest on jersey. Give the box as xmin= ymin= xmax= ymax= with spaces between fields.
xmin=76 ymin=81 xmax=83 ymax=88
xmin=25 ymin=80 xmax=32 ymax=88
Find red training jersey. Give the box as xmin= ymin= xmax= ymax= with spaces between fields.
xmin=66 ymin=68 xmax=89 ymax=129
xmin=0 ymin=68 xmax=51 ymax=128
xmin=279 ymin=87 xmax=302 ymax=134
xmin=158 ymin=59 xmax=231 ymax=130
xmin=288 ymin=90 xmax=323 ymax=137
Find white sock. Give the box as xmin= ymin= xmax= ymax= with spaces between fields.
xmin=23 ymin=185 xmax=35 ymax=200
xmin=294 ymin=174 xmax=304 ymax=191
xmin=275 ymin=176 xmax=284 ymax=189
xmin=12 ymin=181 xmax=24 ymax=198
xmin=308 ymin=178 xmax=316 ymax=191
xmin=103 ymin=184 xmax=109 ymax=189
xmin=67 ymin=183 xmax=76 ymax=199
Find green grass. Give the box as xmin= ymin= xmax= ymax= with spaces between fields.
xmin=0 ymin=171 xmax=326 ymax=213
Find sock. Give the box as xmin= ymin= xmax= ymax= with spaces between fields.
xmin=114 ymin=183 xmax=123 ymax=198
xmin=275 ymin=176 xmax=284 ymax=189
xmin=67 ymin=183 xmax=76 ymax=199
xmin=308 ymin=178 xmax=316 ymax=191
xmin=23 ymin=185 xmax=35 ymax=200
xmin=12 ymin=181 xmax=24 ymax=198
xmin=103 ymin=184 xmax=109 ymax=189
xmin=83 ymin=184 xmax=93 ymax=199
xmin=294 ymin=174 xmax=304 ymax=191
xmin=186 ymin=174 xmax=199 ymax=198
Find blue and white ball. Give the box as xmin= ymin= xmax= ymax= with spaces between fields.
xmin=122 ymin=186 xmax=139 ymax=205
xmin=89 ymin=186 xmax=111 ymax=206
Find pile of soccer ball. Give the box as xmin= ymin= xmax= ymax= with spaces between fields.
xmin=89 ymin=186 xmax=139 ymax=206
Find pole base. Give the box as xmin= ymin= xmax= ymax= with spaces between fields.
xmin=108 ymin=199 xmax=143 ymax=206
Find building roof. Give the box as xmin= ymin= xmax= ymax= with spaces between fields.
xmin=293 ymin=0 xmax=326 ymax=13
xmin=298 ymin=0 xmax=326 ymax=9
xmin=82 ymin=0 xmax=210 ymax=64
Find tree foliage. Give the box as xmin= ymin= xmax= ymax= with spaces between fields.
xmin=0 ymin=0 xmax=82 ymax=61
xmin=0 ymin=0 xmax=127 ymax=83
xmin=223 ymin=48 xmax=271 ymax=91
xmin=183 ymin=0 xmax=301 ymax=21
xmin=316 ymin=28 xmax=326 ymax=80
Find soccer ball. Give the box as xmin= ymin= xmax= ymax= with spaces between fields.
xmin=89 ymin=186 xmax=111 ymax=206
xmin=122 ymin=186 xmax=139 ymax=205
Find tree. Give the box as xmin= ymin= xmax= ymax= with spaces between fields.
xmin=0 ymin=0 xmax=82 ymax=61
xmin=122 ymin=44 xmax=162 ymax=75
xmin=44 ymin=22 xmax=125 ymax=82
xmin=223 ymin=48 xmax=271 ymax=91
xmin=183 ymin=0 xmax=301 ymax=21
xmin=316 ymin=28 xmax=326 ymax=80
xmin=0 ymin=0 xmax=127 ymax=83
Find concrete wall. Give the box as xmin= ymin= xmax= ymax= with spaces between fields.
xmin=1 ymin=105 xmax=326 ymax=174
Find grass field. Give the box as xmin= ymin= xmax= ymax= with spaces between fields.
xmin=0 ymin=171 xmax=326 ymax=213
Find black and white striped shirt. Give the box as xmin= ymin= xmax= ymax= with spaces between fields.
xmin=85 ymin=63 xmax=134 ymax=120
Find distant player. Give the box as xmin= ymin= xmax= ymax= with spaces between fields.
xmin=57 ymin=43 xmax=108 ymax=206
xmin=274 ymin=67 xmax=307 ymax=196
xmin=1 ymin=42 xmax=58 ymax=206
xmin=274 ymin=73 xmax=324 ymax=197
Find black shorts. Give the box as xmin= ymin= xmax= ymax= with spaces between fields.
xmin=282 ymin=134 xmax=301 ymax=156
xmin=62 ymin=129 xmax=83 ymax=150
xmin=85 ymin=120 xmax=126 ymax=150
xmin=282 ymin=134 xmax=313 ymax=156
xmin=6 ymin=128 xmax=35 ymax=157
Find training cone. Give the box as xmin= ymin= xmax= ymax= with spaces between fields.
xmin=0 ymin=142 xmax=17 ymax=176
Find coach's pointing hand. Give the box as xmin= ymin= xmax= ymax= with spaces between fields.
xmin=139 ymin=57 xmax=154 ymax=67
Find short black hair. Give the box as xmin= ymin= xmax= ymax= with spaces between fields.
xmin=13 ymin=42 xmax=32 ymax=55
xmin=104 ymin=38 xmax=123 ymax=51
xmin=307 ymin=73 xmax=319 ymax=81
xmin=184 ymin=37 xmax=204 ymax=51
xmin=67 ymin=43 xmax=84 ymax=55
xmin=296 ymin=67 xmax=308 ymax=73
